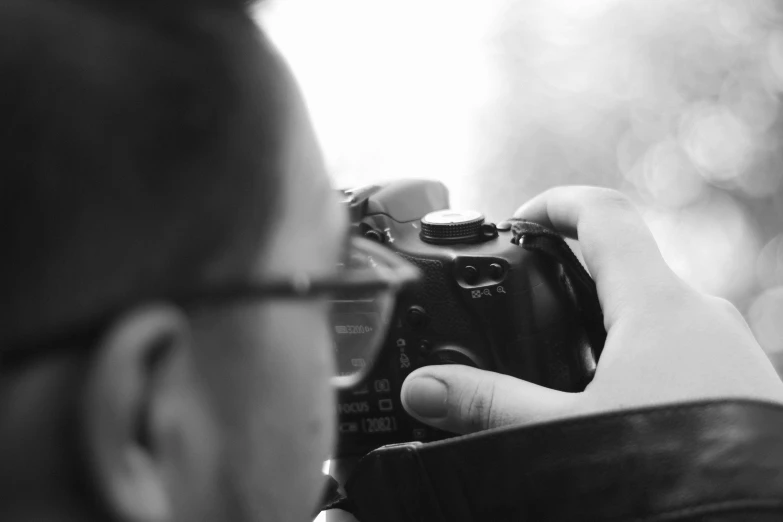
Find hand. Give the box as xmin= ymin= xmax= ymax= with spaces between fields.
xmin=323 ymin=458 xmax=361 ymax=522
xmin=323 ymin=510 xmax=360 ymax=522
xmin=770 ymin=351 xmax=783 ymax=377
xmin=401 ymin=186 xmax=783 ymax=435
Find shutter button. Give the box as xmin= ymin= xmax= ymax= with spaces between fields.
xmin=497 ymin=220 xmax=512 ymax=231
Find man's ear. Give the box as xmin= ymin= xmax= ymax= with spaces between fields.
xmin=81 ymin=304 xmax=194 ymax=522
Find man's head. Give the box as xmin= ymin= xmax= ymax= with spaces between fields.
xmin=0 ymin=1 xmax=345 ymax=520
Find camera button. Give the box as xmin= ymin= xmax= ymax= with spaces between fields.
xmin=406 ymin=306 xmax=429 ymax=330
xmin=418 ymin=339 xmax=434 ymax=355
xmin=480 ymin=223 xmax=499 ymax=240
xmin=497 ymin=220 xmax=513 ymax=231
xmin=378 ymin=399 xmax=394 ymax=411
xmin=489 ymin=263 xmax=505 ymax=280
xmin=364 ymin=229 xmax=385 ymax=243
xmin=428 ymin=346 xmax=480 ymax=368
xmin=463 ymin=265 xmax=479 ymax=284
xmin=373 ymin=379 xmax=391 ymax=393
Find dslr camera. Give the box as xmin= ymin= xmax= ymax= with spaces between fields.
xmin=333 ymin=179 xmax=603 ymax=458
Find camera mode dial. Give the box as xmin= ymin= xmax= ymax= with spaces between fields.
xmin=420 ymin=210 xmax=486 ymax=244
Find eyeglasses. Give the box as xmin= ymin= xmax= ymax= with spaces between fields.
xmin=171 ymin=235 xmax=420 ymax=389
xmin=3 ymin=236 xmax=420 ymax=390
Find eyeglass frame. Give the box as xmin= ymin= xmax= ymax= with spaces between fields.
xmin=2 ymin=236 xmax=421 ymax=389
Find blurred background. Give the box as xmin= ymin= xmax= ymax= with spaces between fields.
xmin=255 ymin=0 xmax=783 ymax=380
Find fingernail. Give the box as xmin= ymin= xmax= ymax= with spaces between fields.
xmin=405 ymin=377 xmax=448 ymax=419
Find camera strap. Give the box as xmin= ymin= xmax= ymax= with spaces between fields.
xmin=506 ymin=219 xmax=606 ymax=356
xmin=321 ymin=219 xmax=607 ymax=520
xmin=324 ymin=400 xmax=783 ymax=521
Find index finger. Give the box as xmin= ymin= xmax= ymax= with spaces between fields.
xmin=513 ymin=186 xmax=681 ymax=326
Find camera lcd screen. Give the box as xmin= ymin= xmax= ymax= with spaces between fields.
xmin=331 ymin=311 xmax=381 ymax=377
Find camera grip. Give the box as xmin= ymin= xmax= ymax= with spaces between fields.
xmin=507 ymin=218 xmax=605 ymax=385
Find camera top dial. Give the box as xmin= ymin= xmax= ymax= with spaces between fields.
xmin=420 ymin=209 xmax=488 ymax=244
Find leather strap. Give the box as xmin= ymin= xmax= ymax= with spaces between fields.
xmin=342 ymin=400 xmax=783 ymax=521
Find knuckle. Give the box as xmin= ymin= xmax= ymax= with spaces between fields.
xmin=711 ymin=295 xmax=735 ymax=312
xmin=578 ymin=188 xmax=641 ymax=236
xmin=707 ymin=295 xmax=749 ymax=326
xmin=593 ymin=188 xmax=636 ymax=213
xmin=459 ymin=379 xmax=498 ymax=432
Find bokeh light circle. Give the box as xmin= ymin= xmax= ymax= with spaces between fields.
xmin=680 ymin=103 xmax=754 ymax=185
xmin=643 ymin=194 xmax=760 ymax=300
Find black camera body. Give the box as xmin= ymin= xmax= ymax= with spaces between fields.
xmin=335 ymin=179 xmax=600 ymax=458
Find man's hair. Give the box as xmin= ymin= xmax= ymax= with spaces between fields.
xmin=0 ymin=0 xmax=286 ymax=348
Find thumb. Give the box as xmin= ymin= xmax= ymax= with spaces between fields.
xmin=401 ymin=365 xmax=580 ymax=435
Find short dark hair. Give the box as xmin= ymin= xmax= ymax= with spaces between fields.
xmin=0 ymin=0 xmax=286 ymax=347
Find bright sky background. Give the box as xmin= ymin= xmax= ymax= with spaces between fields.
xmin=256 ymin=0 xmax=502 ymax=212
